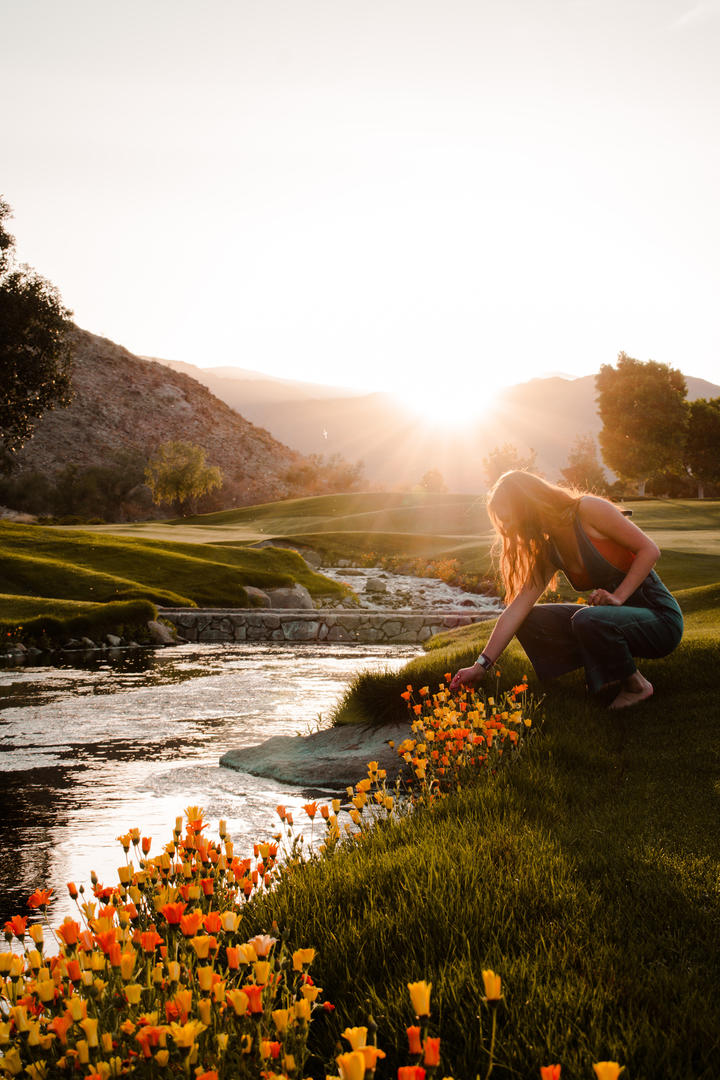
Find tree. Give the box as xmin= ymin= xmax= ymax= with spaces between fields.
xmin=145 ymin=441 xmax=222 ymax=516
xmin=596 ymin=352 xmax=688 ymax=495
xmin=684 ymin=398 xmax=720 ymax=499
xmin=560 ymin=435 xmax=608 ymax=493
xmin=282 ymin=453 xmax=364 ymax=495
xmin=482 ymin=443 xmax=537 ymax=486
xmin=419 ymin=468 xmax=447 ymax=493
xmin=0 ymin=198 xmax=74 ymax=466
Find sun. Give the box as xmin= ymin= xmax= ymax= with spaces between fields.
xmin=395 ymin=378 xmax=501 ymax=429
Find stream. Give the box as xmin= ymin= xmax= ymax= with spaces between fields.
xmin=0 ymin=642 xmax=421 ymax=927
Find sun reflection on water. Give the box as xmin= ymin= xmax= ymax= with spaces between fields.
xmin=0 ymin=642 xmax=420 ymax=925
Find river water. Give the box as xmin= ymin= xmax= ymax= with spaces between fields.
xmin=0 ymin=643 xmax=420 ymax=927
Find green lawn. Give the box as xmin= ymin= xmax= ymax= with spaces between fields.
xmin=0 ymin=521 xmax=349 ymax=625
xmin=269 ymin=503 xmax=720 ymax=1076
xmin=82 ymin=493 xmax=720 ymax=588
xmin=244 ymin=578 xmax=720 ymax=1079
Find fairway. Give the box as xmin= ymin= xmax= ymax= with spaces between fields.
xmin=6 ymin=495 xmax=720 ymax=643
xmin=59 ymin=521 xmax=270 ymax=545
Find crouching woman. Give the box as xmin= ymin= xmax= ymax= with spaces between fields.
xmin=450 ymin=472 xmax=683 ymax=709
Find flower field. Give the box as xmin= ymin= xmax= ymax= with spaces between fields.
xmin=0 ymin=680 xmax=633 ymax=1079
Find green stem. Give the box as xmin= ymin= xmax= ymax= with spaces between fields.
xmin=484 ymin=1008 xmax=497 ymax=1080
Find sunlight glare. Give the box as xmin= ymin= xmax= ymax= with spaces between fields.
xmin=396 ymin=378 xmax=501 ymax=429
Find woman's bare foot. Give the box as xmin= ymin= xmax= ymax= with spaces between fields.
xmin=609 ymin=672 xmax=653 ymax=710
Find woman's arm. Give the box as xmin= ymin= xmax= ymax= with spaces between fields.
xmin=580 ymin=497 xmax=661 ymax=605
xmin=449 ymin=574 xmax=549 ymax=690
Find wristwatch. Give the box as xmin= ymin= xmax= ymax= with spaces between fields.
xmin=474 ymin=652 xmax=494 ymax=672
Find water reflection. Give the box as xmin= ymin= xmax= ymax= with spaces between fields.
xmin=0 ymin=642 xmax=420 ymax=926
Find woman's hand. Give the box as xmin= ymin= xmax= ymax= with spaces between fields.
xmin=588 ymin=588 xmax=623 ymax=606
xmin=449 ymin=664 xmax=486 ymax=691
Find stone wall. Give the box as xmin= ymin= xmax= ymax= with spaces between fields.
xmin=160 ymin=608 xmax=491 ymax=645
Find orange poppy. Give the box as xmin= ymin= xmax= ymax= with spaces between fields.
xmin=27 ymin=888 xmax=53 ymax=909
xmin=179 ymin=912 xmax=203 ymax=937
xmin=3 ymin=915 xmax=27 ymax=938
xmin=407 ymin=1025 xmax=422 ymax=1054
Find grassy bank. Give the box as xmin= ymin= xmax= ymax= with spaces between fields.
xmin=0 ymin=595 xmax=157 ymax=647
xmin=244 ymin=636 xmax=720 ymax=1078
xmin=271 ymin=501 xmax=720 ymax=1074
xmin=0 ymin=521 xmax=348 ymax=623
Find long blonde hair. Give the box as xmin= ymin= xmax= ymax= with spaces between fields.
xmin=486 ymin=471 xmax=583 ymax=601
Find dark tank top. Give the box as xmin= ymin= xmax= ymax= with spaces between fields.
xmin=550 ymin=513 xmax=682 ymax=629
xmin=549 ymin=515 xmax=634 ymax=592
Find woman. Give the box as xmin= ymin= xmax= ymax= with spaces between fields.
xmin=450 ymin=472 xmax=683 ymax=709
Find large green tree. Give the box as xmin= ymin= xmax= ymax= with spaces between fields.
xmin=684 ymin=398 xmax=720 ymax=499
xmin=0 ymin=198 xmax=74 ymax=466
xmin=595 ymin=352 xmax=688 ymax=495
xmin=145 ymin=441 xmax=222 ymax=516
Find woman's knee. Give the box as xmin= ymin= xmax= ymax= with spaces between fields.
xmin=570 ymin=606 xmax=607 ymax=643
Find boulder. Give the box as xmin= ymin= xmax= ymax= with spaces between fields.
xmin=265 ymin=585 xmax=314 ymax=610
xmin=220 ymin=720 xmax=411 ymax=788
xmin=106 ymin=634 xmax=123 ymax=647
xmin=365 ymin=577 xmax=387 ymax=594
xmin=244 ymin=586 xmax=271 ymax=608
xmin=147 ymin=620 xmax=176 ymax=646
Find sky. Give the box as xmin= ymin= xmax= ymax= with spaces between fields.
xmin=3 ymin=0 xmax=719 ymax=404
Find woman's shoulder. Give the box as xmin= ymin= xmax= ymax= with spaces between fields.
xmin=575 ymin=495 xmax=624 ymax=535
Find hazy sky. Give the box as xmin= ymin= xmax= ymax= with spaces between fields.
xmin=4 ymin=0 xmax=719 ymax=400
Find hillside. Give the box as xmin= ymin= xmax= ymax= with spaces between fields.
xmin=150 ymin=358 xmax=720 ymax=490
xmin=12 ymin=326 xmax=304 ymax=507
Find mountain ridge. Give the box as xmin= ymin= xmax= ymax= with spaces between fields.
xmin=14 ymin=327 xmax=304 ymax=507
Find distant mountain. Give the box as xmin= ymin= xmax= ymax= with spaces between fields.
xmin=14 ymin=327 xmax=304 ymax=506
xmin=148 ymin=358 xmax=720 ymax=491
xmin=147 ymin=357 xmax=365 ymax=406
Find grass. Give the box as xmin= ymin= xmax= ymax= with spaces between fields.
xmin=0 ymin=595 xmax=157 ymax=646
xmin=179 ymin=491 xmax=490 ymax=534
xmin=3 ymin=494 xmax=719 ymax=1073
xmin=245 ymin=627 xmax=720 ymax=1078
xmin=275 ymin=498 xmax=720 ymax=1075
xmin=58 ymin=495 xmax=720 ymax=598
xmin=0 ymin=521 xmax=349 ymax=626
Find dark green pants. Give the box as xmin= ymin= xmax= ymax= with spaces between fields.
xmin=516 ymin=596 xmax=683 ymax=696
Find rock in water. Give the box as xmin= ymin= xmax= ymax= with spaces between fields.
xmin=220 ymin=721 xmax=411 ymax=788
xmin=147 ymin=620 xmax=175 ymax=646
